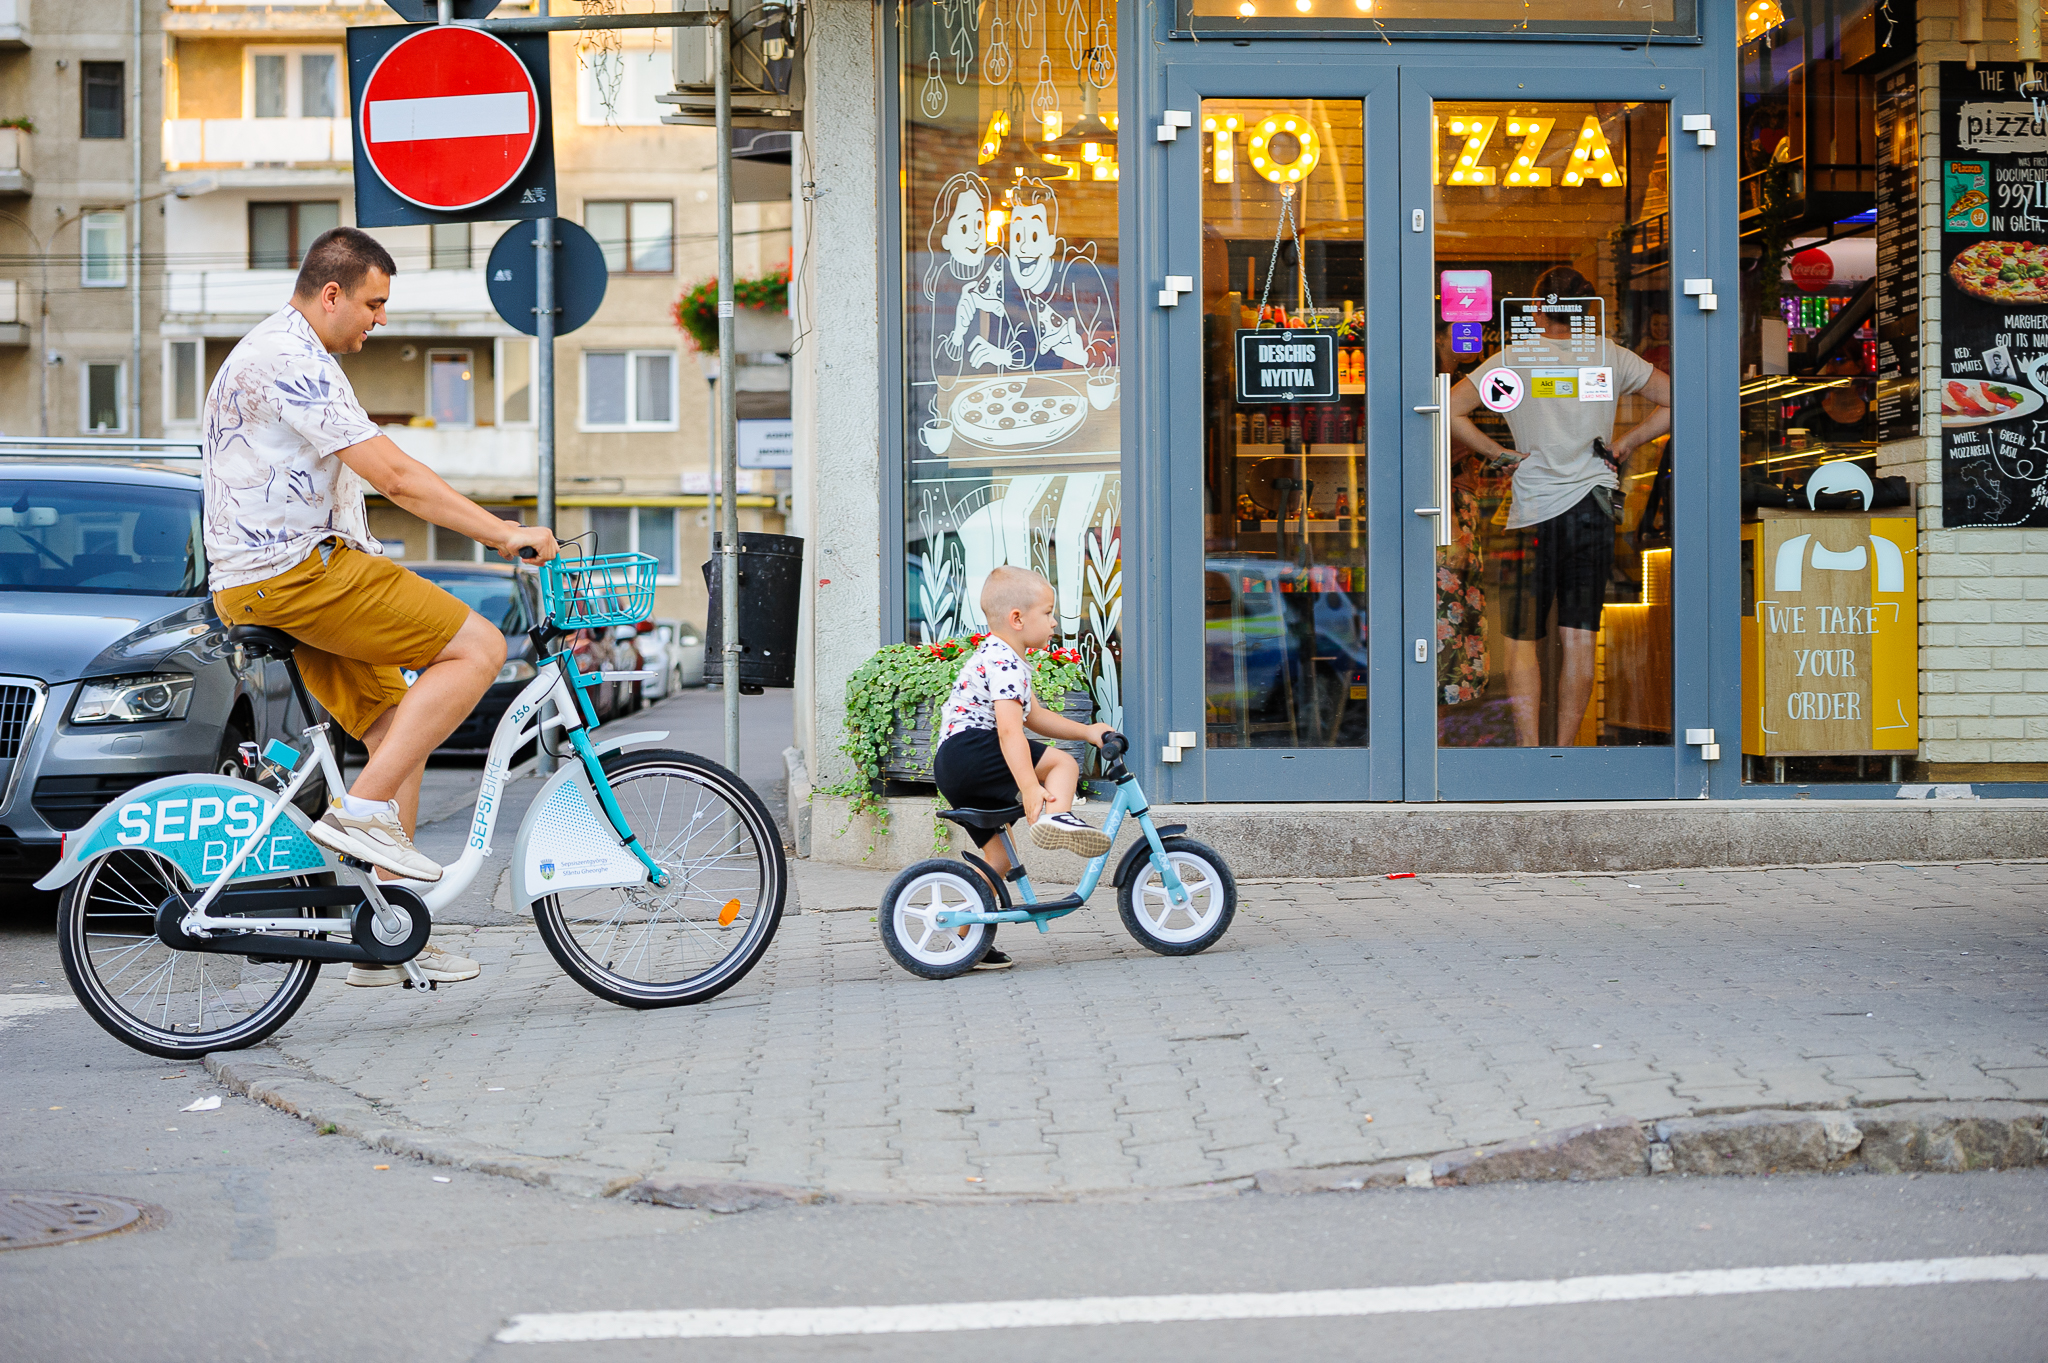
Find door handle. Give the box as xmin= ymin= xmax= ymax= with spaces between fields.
xmin=1422 ymin=373 xmax=1451 ymax=547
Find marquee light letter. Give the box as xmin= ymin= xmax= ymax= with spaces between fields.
xmin=1563 ymin=114 xmax=1623 ymax=188
xmin=1445 ymin=115 xmax=1498 ymax=186
xmin=1503 ymin=116 xmax=1555 ymax=188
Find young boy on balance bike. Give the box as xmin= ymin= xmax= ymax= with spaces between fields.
xmin=930 ymin=566 xmax=1114 ymax=971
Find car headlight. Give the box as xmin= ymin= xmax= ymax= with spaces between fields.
xmin=496 ymin=660 xmax=538 ymax=684
xmin=72 ymin=673 xmax=196 ymax=724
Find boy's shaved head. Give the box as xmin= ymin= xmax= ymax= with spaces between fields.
xmin=981 ymin=565 xmax=1052 ymax=620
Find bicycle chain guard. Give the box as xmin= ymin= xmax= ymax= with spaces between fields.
xmin=155 ymin=884 xmax=432 ymax=966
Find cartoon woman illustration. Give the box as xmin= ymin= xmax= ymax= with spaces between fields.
xmin=924 ymin=172 xmax=1011 ymax=377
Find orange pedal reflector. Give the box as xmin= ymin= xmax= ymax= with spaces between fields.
xmin=718 ymin=899 xmax=742 ymax=927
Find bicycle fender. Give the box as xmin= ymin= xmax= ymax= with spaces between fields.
xmin=1110 ymin=824 xmax=1188 ymax=891
xmin=33 ymin=774 xmax=335 ymax=892
xmin=511 ymin=752 xmax=654 ymax=911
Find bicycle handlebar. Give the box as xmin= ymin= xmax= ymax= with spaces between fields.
xmin=1099 ymin=730 xmax=1127 ymax=762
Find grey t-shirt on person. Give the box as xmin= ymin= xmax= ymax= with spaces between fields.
xmin=1470 ymin=338 xmax=1656 ymax=531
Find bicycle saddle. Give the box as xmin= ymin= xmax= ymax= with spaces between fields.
xmin=227 ymin=625 xmax=300 ymax=659
xmin=937 ymin=804 xmax=1025 ymax=833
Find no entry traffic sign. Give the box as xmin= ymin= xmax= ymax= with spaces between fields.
xmin=360 ymin=26 xmax=539 ymax=211
xmin=346 ymin=24 xmax=555 ymax=228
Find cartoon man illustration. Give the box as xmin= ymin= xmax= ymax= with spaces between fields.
xmin=1003 ymin=179 xmax=1115 ymax=373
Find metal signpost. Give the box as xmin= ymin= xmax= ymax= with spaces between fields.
xmin=354 ymin=0 xmax=751 ymax=773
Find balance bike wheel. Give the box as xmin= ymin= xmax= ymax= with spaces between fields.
xmin=881 ymin=859 xmax=996 ymax=979
xmin=1116 ymin=836 xmax=1237 ymax=956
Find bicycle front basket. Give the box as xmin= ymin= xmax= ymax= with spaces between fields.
xmin=541 ymin=550 xmax=658 ymax=629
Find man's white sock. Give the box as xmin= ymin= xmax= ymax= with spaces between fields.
xmin=340 ymin=793 xmax=392 ymax=819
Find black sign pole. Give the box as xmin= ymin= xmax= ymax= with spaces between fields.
xmin=533 ymin=216 xmax=557 ymax=773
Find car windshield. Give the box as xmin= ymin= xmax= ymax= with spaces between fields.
xmin=417 ymin=572 xmax=531 ymax=632
xmin=0 ymin=480 xmax=206 ymax=596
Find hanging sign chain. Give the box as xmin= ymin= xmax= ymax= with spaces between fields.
xmin=1254 ymin=185 xmax=1313 ymax=319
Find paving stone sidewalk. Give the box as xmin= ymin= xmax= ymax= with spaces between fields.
xmin=249 ymin=861 xmax=2048 ymax=1198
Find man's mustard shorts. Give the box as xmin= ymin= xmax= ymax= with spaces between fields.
xmin=213 ymin=542 xmax=472 ymax=740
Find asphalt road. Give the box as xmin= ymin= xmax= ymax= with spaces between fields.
xmin=3 ymin=957 xmax=2044 ymax=1363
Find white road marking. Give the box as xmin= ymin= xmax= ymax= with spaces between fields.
xmin=0 ymin=994 xmax=75 ymax=1029
xmin=367 ymin=92 xmax=530 ymax=144
xmin=496 ymin=1254 xmax=2048 ymax=1343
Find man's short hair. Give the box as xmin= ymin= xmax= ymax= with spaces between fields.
xmin=293 ymin=227 xmax=397 ymax=301
xmin=981 ymin=565 xmax=1052 ymax=620
xmin=1535 ymin=265 xmax=1596 ymax=300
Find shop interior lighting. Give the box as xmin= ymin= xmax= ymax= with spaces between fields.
xmin=1445 ymin=114 xmax=1496 ymax=186
xmin=1248 ymin=115 xmax=1320 ymax=184
xmin=1739 ymin=0 xmax=1785 ymax=44
xmin=1561 ymin=114 xmax=1622 ymax=187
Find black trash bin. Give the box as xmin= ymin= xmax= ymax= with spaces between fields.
xmin=702 ymin=531 xmax=804 ymax=692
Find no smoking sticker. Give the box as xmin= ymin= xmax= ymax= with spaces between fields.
xmin=1478 ymin=367 xmax=1524 ymax=413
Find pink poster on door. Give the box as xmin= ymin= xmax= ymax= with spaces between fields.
xmin=1440 ymin=270 xmax=1492 ymax=322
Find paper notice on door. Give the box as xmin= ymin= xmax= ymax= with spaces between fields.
xmin=1577 ymin=366 xmax=1614 ymax=401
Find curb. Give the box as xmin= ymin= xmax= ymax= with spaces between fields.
xmin=205 ymin=1051 xmax=2048 ymax=1211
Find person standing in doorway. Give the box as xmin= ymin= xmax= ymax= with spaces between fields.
xmin=1446 ymin=266 xmax=1671 ymax=747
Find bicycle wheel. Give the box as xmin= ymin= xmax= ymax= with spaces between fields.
xmin=58 ymin=849 xmax=323 ymax=1060
xmin=533 ymin=748 xmax=785 ymax=1008
xmin=1116 ymin=836 xmax=1237 ymax=956
xmin=880 ymin=859 xmax=995 ymax=979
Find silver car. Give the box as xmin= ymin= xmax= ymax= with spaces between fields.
xmin=0 ymin=459 xmax=325 ymax=888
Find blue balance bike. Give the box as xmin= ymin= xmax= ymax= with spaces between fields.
xmin=879 ymin=732 xmax=1237 ymax=977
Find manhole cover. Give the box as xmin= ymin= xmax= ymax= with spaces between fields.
xmin=0 ymin=1192 xmax=150 ymax=1250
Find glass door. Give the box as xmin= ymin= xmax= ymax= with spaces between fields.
xmin=1403 ymin=69 xmax=1710 ymax=800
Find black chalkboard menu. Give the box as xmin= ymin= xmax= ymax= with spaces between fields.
xmin=1939 ymin=61 xmax=2048 ymax=528
xmin=1874 ymin=64 xmax=1920 ymax=445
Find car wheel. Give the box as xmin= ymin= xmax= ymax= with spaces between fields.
xmin=215 ymin=719 xmax=251 ymax=780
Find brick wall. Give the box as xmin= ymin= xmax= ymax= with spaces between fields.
xmin=1884 ymin=2 xmax=2048 ymax=773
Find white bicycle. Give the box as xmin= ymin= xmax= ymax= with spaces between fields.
xmin=38 ymin=548 xmax=786 ymax=1060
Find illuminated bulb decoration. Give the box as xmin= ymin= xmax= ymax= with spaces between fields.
xmin=1442 ymin=114 xmax=1497 ymax=186
xmin=1561 ymin=114 xmax=1622 ymax=189
xmin=1353 ymin=0 xmax=1371 ymax=8
xmin=1739 ymin=0 xmax=1785 ymax=45
xmin=1295 ymin=0 xmax=1310 ymax=10
xmin=1239 ymin=0 xmax=1255 ymax=13
xmin=1248 ymin=115 xmax=1320 ymax=184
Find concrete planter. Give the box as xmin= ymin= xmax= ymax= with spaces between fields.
xmin=882 ymin=687 xmax=1094 ymax=782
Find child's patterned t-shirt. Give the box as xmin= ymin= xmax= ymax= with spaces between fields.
xmin=937 ymin=636 xmax=1035 ymax=743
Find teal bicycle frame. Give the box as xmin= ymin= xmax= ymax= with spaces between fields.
xmin=542 ymin=634 xmax=669 ymax=890
xmin=929 ymin=769 xmax=1191 ymax=932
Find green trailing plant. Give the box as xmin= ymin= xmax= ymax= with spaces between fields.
xmin=0 ymin=117 xmax=35 ymax=133
xmin=829 ymin=633 xmax=1091 ymax=837
xmin=671 ymin=265 xmax=790 ymax=353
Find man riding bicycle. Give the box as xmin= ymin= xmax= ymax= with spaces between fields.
xmin=202 ymin=226 xmax=559 ymax=984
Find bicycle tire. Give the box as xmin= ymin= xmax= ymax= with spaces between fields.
xmin=532 ymin=747 xmax=785 ymax=1008
xmin=58 ymin=849 xmax=323 ymax=1060
xmin=879 ymin=859 xmax=995 ymax=979
xmin=1115 ymin=836 xmax=1237 ymax=957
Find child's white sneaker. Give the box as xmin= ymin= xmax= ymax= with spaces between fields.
xmin=1030 ymin=811 xmax=1111 ymax=858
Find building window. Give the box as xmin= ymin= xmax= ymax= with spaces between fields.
xmin=249 ymin=48 xmax=343 ymax=119
xmin=496 ymin=337 xmax=533 ymax=425
xmin=164 ymin=339 xmax=203 ymax=425
xmin=433 ymin=509 xmax=523 ymax=563
xmin=249 ymin=201 xmax=340 ymax=270
xmin=575 ymin=37 xmax=671 ymax=127
xmin=81 ymin=211 xmax=125 ymax=287
xmin=590 ymin=505 xmax=680 ymax=584
xmin=581 ymin=350 xmax=676 ymax=430
xmin=82 ymin=362 xmax=125 ymax=433
xmin=586 ymin=201 xmax=674 ymax=275
xmin=82 ymin=63 xmax=124 ymax=139
xmin=427 ymin=349 xmax=475 ymax=428
xmin=430 ymin=222 xmax=471 ymax=270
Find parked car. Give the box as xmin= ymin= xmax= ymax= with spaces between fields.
xmin=0 ymin=459 xmax=326 ymax=887
xmin=667 ymin=619 xmax=707 ymax=689
xmin=407 ymin=561 xmax=636 ymax=755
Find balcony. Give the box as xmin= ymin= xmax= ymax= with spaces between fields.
xmin=0 ymin=0 xmax=27 ymax=49
xmin=0 ymin=127 xmax=31 ymax=197
xmin=162 ymin=118 xmax=350 ymax=170
xmin=0 ymin=280 xmax=24 ymax=345
xmin=377 ymin=425 xmax=538 ymax=492
xmin=165 ymin=268 xmax=497 ymax=333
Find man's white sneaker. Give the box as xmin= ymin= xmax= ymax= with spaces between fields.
xmin=306 ymin=799 xmax=443 ymax=881
xmin=1029 ymin=811 xmax=1112 ymax=858
xmin=346 ymin=942 xmax=481 ymax=988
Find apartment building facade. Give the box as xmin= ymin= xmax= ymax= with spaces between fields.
xmin=155 ymin=0 xmax=791 ymax=625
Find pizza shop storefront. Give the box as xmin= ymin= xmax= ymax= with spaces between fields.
xmin=790 ymin=0 xmax=2048 ymax=816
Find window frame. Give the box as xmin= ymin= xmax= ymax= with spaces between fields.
xmin=588 ymin=504 xmax=681 ymax=585
xmin=162 ymin=338 xmax=205 ymax=428
xmin=584 ymin=199 xmax=676 ymax=276
xmin=247 ymin=200 xmax=341 ymax=270
xmin=425 ymin=348 xmax=477 ymax=429
xmin=243 ymin=46 xmax=346 ymax=120
xmin=81 ymin=62 xmax=124 ymax=139
xmin=80 ymin=210 xmax=126 ymax=288
xmin=80 ymin=361 xmax=127 ymax=434
xmin=579 ymin=348 xmax=679 ymax=432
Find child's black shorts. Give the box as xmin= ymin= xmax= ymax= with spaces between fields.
xmin=934 ymin=728 xmax=1045 ymax=847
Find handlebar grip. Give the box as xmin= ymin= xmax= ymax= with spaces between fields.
xmin=1099 ymin=730 xmax=1127 ymax=761
xmin=518 ymin=546 xmax=539 ymax=560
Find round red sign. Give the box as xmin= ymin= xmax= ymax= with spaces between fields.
xmin=359 ymin=27 xmax=540 ymax=213
xmin=1789 ymin=247 xmax=1835 ymax=294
